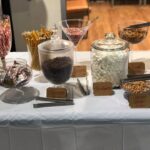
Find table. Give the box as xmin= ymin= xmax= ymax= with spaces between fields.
xmin=1 ymin=51 xmax=150 ymax=150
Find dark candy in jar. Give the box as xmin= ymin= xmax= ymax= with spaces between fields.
xmin=41 ymin=56 xmax=73 ymax=85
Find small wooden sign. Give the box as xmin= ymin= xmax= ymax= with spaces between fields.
xmin=128 ymin=93 xmax=150 ymax=108
xmin=128 ymin=62 xmax=145 ymax=75
xmin=71 ymin=65 xmax=87 ymax=77
xmin=93 ymin=82 xmax=113 ymax=96
xmin=46 ymin=87 xmax=67 ymax=99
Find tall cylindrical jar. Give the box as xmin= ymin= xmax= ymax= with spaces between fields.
xmin=91 ymin=33 xmax=130 ymax=87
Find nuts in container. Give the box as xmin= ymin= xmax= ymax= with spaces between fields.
xmin=122 ymin=81 xmax=150 ymax=94
xmin=22 ymin=27 xmax=53 ymax=70
xmin=119 ymin=28 xmax=147 ymax=44
xmin=118 ymin=20 xmax=148 ymax=44
xmin=122 ymin=80 xmax=150 ymax=108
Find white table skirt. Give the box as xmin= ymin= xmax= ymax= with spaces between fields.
xmin=0 ymin=51 xmax=150 ymax=150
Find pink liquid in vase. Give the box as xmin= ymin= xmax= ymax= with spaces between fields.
xmin=65 ymin=27 xmax=86 ymax=46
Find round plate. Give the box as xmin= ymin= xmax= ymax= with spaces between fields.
xmin=0 ymin=87 xmax=39 ymax=104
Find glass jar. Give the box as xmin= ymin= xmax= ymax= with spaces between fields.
xmin=38 ymin=39 xmax=74 ymax=85
xmin=91 ymin=33 xmax=130 ymax=87
xmin=0 ymin=58 xmax=32 ymax=88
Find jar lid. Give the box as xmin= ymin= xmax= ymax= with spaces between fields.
xmin=92 ymin=32 xmax=129 ymax=51
xmin=38 ymin=38 xmax=74 ymax=53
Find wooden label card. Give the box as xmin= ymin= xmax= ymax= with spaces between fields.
xmin=47 ymin=87 xmax=67 ymax=99
xmin=71 ymin=65 xmax=87 ymax=77
xmin=128 ymin=94 xmax=150 ymax=108
xmin=93 ymin=82 xmax=113 ymax=96
xmin=128 ymin=62 xmax=145 ymax=75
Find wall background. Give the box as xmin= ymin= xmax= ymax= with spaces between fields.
xmin=10 ymin=0 xmax=65 ymax=51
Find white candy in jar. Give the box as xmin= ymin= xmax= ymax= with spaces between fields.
xmin=91 ymin=33 xmax=129 ymax=87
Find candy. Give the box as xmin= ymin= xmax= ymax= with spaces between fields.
xmin=0 ymin=16 xmax=11 ymax=58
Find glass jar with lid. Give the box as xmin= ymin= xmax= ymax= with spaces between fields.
xmin=38 ymin=38 xmax=74 ymax=85
xmin=91 ymin=32 xmax=130 ymax=87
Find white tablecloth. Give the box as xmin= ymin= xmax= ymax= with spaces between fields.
xmin=0 ymin=51 xmax=150 ymax=150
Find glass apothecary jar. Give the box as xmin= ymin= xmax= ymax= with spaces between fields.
xmin=91 ymin=33 xmax=130 ymax=87
xmin=38 ymin=39 xmax=74 ymax=85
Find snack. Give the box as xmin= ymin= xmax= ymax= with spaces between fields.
xmin=122 ymin=81 xmax=150 ymax=94
xmin=0 ymin=16 xmax=11 ymax=58
xmin=41 ymin=56 xmax=73 ymax=84
xmin=22 ymin=27 xmax=53 ymax=70
xmin=1 ymin=59 xmax=32 ymax=88
xmin=92 ymin=49 xmax=128 ymax=87
xmin=119 ymin=28 xmax=147 ymax=44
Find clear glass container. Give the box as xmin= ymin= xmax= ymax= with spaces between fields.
xmin=0 ymin=58 xmax=34 ymax=104
xmin=38 ymin=39 xmax=74 ymax=85
xmin=91 ymin=33 xmax=130 ymax=87
xmin=0 ymin=58 xmax=32 ymax=88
